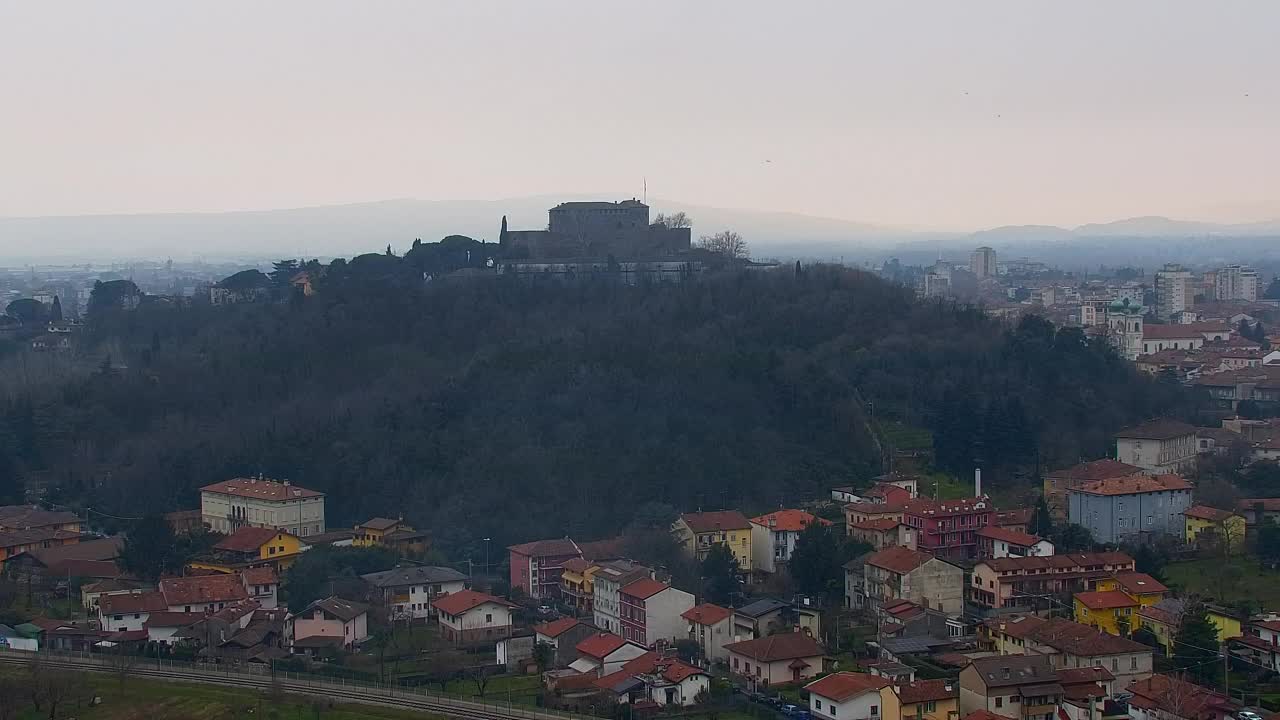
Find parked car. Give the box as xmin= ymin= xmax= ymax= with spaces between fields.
xmin=1236 ymin=711 xmax=1262 ymax=720
xmin=781 ymin=704 xmax=801 ymax=715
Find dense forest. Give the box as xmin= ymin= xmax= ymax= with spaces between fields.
xmin=0 ymin=259 xmax=1195 ymax=558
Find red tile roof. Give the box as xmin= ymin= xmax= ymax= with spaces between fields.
xmin=561 ymin=558 xmax=594 ymax=573
xmin=804 ymin=672 xmax=890 ymax=701
xmin=963 ymin=711 xmax=1009 ymax=720
xmin=158 ymin=574 xmax=249 ymax=606
xmin=432 ymin=590 xmax=515 ymax=616
xmin=679 ymin=511 xmax=752 ymax=533
xmin=1110 ymin=572 xmax=1167 ymax=595
xmin=980 ymin=551 xmax=1134 ymax=573
xmin=357 ymin=517 xmax=401 ymax=531
xmin=200 ymin=478 xmax=324 ymax=501
xmin=1075 ymin=590 xmax=1138 ymax=610
xmin=976 ymin=526 xmax=1044 ymax=547
xmin=750 ymin=509 xmax=831 ymax=532
xmin=240 ymin=566 xmax=277 ymax=586
xmin=1240 ymin=498 xmax=1280 ymax=512
xmin=844 ymin=500 xmax=909 ymax=514
xmin=533 ymin=617 xmax=581 ymax=638
xmin=1115 ymin=419 xmax=1198 ymax=440
xmin=1138 ymin=604 xmax=1181 ymax=626
xmin=896 ymin=678 xmax=958 ymax=704
xmin=1076 ymin=473 xmax=1193 ymax=496
xmin=507 ymin=537 xmax=581 ymax=558
xmin=214 ymin=527 xmax=288 ymax=553
xmin=682 ymin=603 xmax=732 ymax=626
xmin=1183 ymin=505 xmax=1239 ymax=522
xmin=850 ymin=518 xmax=903 ymax=532
xmin=903 ymin=496 xmax=993 ymax=517
xmin=100 ymin=591 xmax=168 ymax=614
xmin=1047 ymin=459 xmax=1146 ymax=481
xmin=725 ymin=631 xmax=824 ymax=662
xmin=994 ymin=508 xmax=1034 ymax=526
xmin=621 ymin=578 xmax=669 ymax=600
xmin=577 ymin=537 xmax=626 ymax=561
xmin=575 ymin=632 xmax=629 ymax=660
xmin=865 ymin=546 xmax=934 ymax=574
xmin=45 ymin=559 xmax=123 ymax=579
xmin=1028 ymin=618 xmax=1149 ymax=656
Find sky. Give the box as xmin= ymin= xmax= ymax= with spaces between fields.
xmin=1 ymin=1 xmax=1278 ymax=231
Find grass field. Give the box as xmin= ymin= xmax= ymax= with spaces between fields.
xmin=1164 ymin=556 xmax=1280 ymax=607
xmin=8 ymin=671 xmax=447 ymax=720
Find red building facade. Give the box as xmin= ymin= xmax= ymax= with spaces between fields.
xmin=903 ymin=497 xmax=993 ymax=560
xmin=507 ymin=538 xmax=582 ymax=599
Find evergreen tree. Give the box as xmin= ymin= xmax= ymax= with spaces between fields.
xmin=1031 ymin=496 xmax=1054 ymax=536
xmin=701 ymin=543 xmax=741 ymax=606
xmin=788 ymin=521 xmax=842 ymax=599
xmin=1258 ymin=518 xmax=1280 ymax=569
xmin=1173 ymin=602 xmax=1221 ymax=688
xmin=269 ymin=259 xmax=300 ymax=287
xmin=119 ymin=515 xmax=182 ymax=583
xmin=50 ymin=296 xmax=63 ymax=322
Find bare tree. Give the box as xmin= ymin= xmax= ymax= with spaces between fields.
xmin=695 ymin=230 xmax=748 ymax=259
xmin=107 ymin=646 xmax=140 ymax=691
xmin=468 ymin=664 xmax=494 ymax=697
xmin=0 ymin=675 xmax=24 ymax=720
xmin=653 ymin=212 xmax=692 ymax=229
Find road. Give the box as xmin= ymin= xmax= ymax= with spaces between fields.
xmin=0 ymin=650 xmax=585 ymax=720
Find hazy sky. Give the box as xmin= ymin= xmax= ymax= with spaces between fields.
xmin=2 ymin=1 xmax=1277 ymax=230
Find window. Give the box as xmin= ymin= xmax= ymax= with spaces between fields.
xmin=485 ymin=613 xmax=493 ymax=623
xmin=1131 ymin=656 xmax=1138 ymax=670
xmin=113 ymin=615 xmax=123 ymax=621
xmin=925 ymin=701 xmax=936 ymax=712
xmin=815 ymin=700 xmax=823 ymax=710
xmin=830 ymin=706 xmax=837 ymax=716
xmin=870 ymin=705 xmax=878 ymax=717
xmin=745 ymin=662 xmax=752 ymax=673
xmin=995 ymin=698 xmax=1003 ymax=708
xmin=269 ymin=546 xmax=277 ymax=555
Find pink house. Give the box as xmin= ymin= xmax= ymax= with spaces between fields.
xmin=292 ymin=596 xmax=369 ymax=651
xmin=902 ymin=497 xmax=994 ymax=560
xmin=508 ymin=537 xmax=581 ymax=599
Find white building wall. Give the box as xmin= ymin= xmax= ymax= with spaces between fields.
xmin=811 ymin=690 xmax=883 ymax=720
xmin=594 ymin=579 xmax=621 ymax=633
xmin=750 ymin=523 xmax=775 ymax=574
xmin=645 ymin=588 xmax=696 ymax=645
xmin=440 ymin=604 xmax=511 ymax=635
xmin=649 ymin=674 xmax=710 ymax=707
xmin=201 ymin=490 xmax=326 ymax=537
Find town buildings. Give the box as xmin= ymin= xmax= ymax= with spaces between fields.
xmin=901 ymin=497 xmax=994 ymax=560
xmin=682 ymin=603 xmax=733 ymax=664
xmin=855 ymin=546 xmax=965 ymax=615
xmin=360 ymin=565 xmax=467 ymax=621
xmin=958 ymin=654 xmax=1061 ymax=719
xmin=293 ymin=596 xmax=370 ymax=650
xmin=592 ymin=559 xmax=654 ymax=635
xmin=1113 ymin=420 xmax=1198 ymax=473
xmin=508 ymin=537 xmax=582 ymax=599
xmin=592 ymin=652 xmax=711 ymax=708
xmin=572 ymin=632 xmax=649 ymax=676
xmin=499 ymin=200 xmax=692 ymax=261
xmin=199 ymin=477 xmax=326 ymax=537
xmin=970 ymin=247 xmax=998 ymax=280
xmin=1067 ymin=474 xmax=1193 ymax=544
xmin=617 ymin=578 xmax=694 ymax=648
xmin=1182 ymin=505 xmax=1246 ymax=553
xmin=1154 ymin=264 xmax=1192 ymax=320
xmin=433 ymin=589 xmax=516 ymax=645
xmin=560 ymin=558 xmax=599 ymax=615
xmin=749 ymin=509 xmax=830 ymax=573
xmin=534 ymin=617 xmax=597 ymax=668
xmin=849 ymin=518 xmax=917 ymax=551
xmin=725 ymin=631 xmax=826 ymax=686
xmin=896 ymin=678 xmax=960 ymax=720
xmin=1215 ymin=265 xmax=1259 ymax=302
xmin=804 ymin=672 xmax=901 ymax=720
xmin=975 ymin=527 xmax=1053 ymax=559
xmin=672 ymin=511 xmax=753 ymax=569
xmin=968 ymin=552 xmax=1135 ymax=612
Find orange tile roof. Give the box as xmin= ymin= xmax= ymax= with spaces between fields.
xmin=1076 ymin=473 xmax=1192 ymax=496
xmin=1075 ymin=590 xmax=1138 ymax=610
xmin=620 ymin=578 xmax=669 ymax=599
xmin=1047 ymin=459 xmax=1145 ymax=481
xmin=804 ymin=672 xmax=890 ymax=701
xmin=679 ymin=511 xmax=752 ymax=533
xmin=200 ymin=478 xmax=323 ymax=501
xmin=865 ymin=546 xmax=934 ymax=574
xmin=214 ymin=527 xmax=291 ymax=553
xmin=725 ymin=631 xmax=823 ymax=662
xmin=1114 ymin=419 xmax=1198 ymax=440
xmin=976 ymin=526 xmax=1044 ymax=546
xmin=850 ymin=518 xmax=903 ymax=532
xmin=682 ymin=603 xmax=732 ymax=626
xmin=99 ymin=591 xmax=168 ymax=614
xmin=240 ymin=566 xmax=277 ymax=586
xmin=159 ymin=574 xmax=249 ymax=606
xmin=750 ymin=509 xmax=831 ymax=532
xmin=432 ymin=590 xmax=516 ymax=616
xmin=507 ymin=537 xmax=581 ymax=557
xmin=533 ymin=617 xmax=581 ymax=638
xmin=1183 ymin=505 xmax=1238 ymax=522
xmin=1111 ymin=572 xmax=1167 ymax=595
xmin=897 ymin=678 xmax=958 ymax=704
xmin=575 ymin=632 xmax=629 ymax=660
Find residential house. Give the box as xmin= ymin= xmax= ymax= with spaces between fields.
xmin=976 ymin=527 xmax=1054 ymax=559
xmin=164 ymin=509 xmax=206 ymax=534
xmin=571 ymin=632 xmax=649 ymax=676
xmin=1238 ymin=497 xmax=1280 ymax=528
xmin=207 ymin=526 xmax=306 ymax=569
xmin=896 ymin=678 xmax=959 ymax=720
xmin=983 ymin=616 xmax=1153 ymax=689
xmin=560 ymin=558 xmax=600 ymax=614
xmin=849 ymin=518 xmax=917 ymax=551
xmin=1229 ymin=616 xmax=1280 ymax=672
xmin=99 ymin=591 xmax=169 ymax=632
xmin=0 ymin=528 xmax=81 ymax=565
xmin=360 ymin=565 xmax=467 ymax=620
xmin=993 ymin=508 xmax=1034 ymax=535
xmin=1073 ymin=592 xmax=1138 ymax=635
xmin=240 ymin=566 xmax=279 ymax=609
xmin=4 ymin=537 xmax=126 ymax=603
xmin=1183 ymin=505 xmax=1246 ymax=553
xmin=1114 ymin=420 xmax=1198 ymax=474
xmin=508 ymin=537 xmax=582 ymax=599
xmin=158 ymin=574 xmax=249 ymax=614
xmin=732 ymin=598 xmax=792 ymax=640
xmin=804 ymin=672 xmax=901 ymax=720
xmin=40 ymin=621 xmax=105 ymax=652
xmin=968 ymin=552 xmax=1136 ymax=612
xmin=1043 ymin=460 xmax=1146 ymax=521
xmin=1126 ymin=675 xmax=1238 ymax=720
xmin=1068 ymin=473 xmax=1194 ymax=543
xmin=1205 ymin=604 xmax=1245 ymax=644
xmin=591 ymin=652 xmax=711 ymax=708
xmin=871 ymin=473 xmax=921 ymax=498
xmin=433 ymin=589 xmax=516 ymax=645
xmin=533 ymin=617 xmax=597 ymax=668
xmin=143 ymin=611 xmax=205 ymax=645
xmin=1094 ymin=572 xmax=1167 ymax=607
xmin=682 ymin=603 xmax=733 ymax=664
xmin=1056 ymin=668 xmax=1122 ymax=720
xmin=592 ymin=559 xmax=653 ymax=634
xmin=618 ymin=578 xmax=694 ymax=647
xmin=832 ymin=486 xmax=862 ymax=504
xmin=0 ymin=505 xmax=82 ymax=533
xmin=293 ymin=596 xmax=370 ymax=650
xmin=844 ymin=500 xmax=909 ymax=530
xmin=902 ymin=497 xmax=994 ymax=560
xmin=958 ymin=655 xmax=1061 ymax=719
xmin=749 ymin=509 xmax=831 ymax=573
xmin=200 ymin=476 xmax=326 ymax=537
xmin=861 ymin=546 xmax=965 ymax=615
xmin=81 ymin=577 xmax=150 ymax=611
xmin=1136 ymin=600 xmax=1183 ymax=655
xmin=353 ymin=517 xmax=428 ymax=555
xmin=672 ymin=511 xmax=753 ymax=570
xmin=725 ymin=631 xmax=826 ymax=686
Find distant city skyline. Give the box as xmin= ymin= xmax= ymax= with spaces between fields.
xmin=1 ymin=1 xmax=1278 ymax=233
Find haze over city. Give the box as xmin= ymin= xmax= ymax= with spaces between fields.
xmin=2 ymin=0 xmax=1278 ymax=240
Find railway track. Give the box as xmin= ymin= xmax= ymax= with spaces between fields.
xmin=0 ymin=652 xmax=581 ymax=720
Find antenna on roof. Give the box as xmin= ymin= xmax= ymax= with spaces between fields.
xmin=643 ymin=177 xmax=647 ymax=205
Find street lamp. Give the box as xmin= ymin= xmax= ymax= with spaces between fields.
xmin=482 ymin=538 xmax=491 ymax=581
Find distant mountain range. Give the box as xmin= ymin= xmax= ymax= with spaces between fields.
xmin=0 ymin=196 xmax=1277 ymax=267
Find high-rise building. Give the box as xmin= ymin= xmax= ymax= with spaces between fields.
xmin=970 ymin=246 xmax=997 ymax=279
xmin=1154 ymin=264 xmax=1192 ymax=320
xmin=1214 ymin=265 xmax=1259 ymax=302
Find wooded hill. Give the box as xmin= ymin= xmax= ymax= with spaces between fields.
xmin=0 ymin=262 xmax=1195 ymax=558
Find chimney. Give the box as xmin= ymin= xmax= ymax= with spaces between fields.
xmin=975 ymin=468 xmax=982 ymax=497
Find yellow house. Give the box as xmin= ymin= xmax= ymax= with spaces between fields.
xmin=1137 ymin=604 xmax=1180 ymax=655
xmin=207 ymin=526 xmax=306 ymax=569
xmin=1184 ymin=505 xmax=1247 ymax=554
xmin=1074 ymin=591 xmax=1139 ymax=636
xmin=897 ymin=679 xmax=959 ymax=720
xmin=1206 ymin=604 xmax=1244 ymax=642
xmin=672 ymin=511 xmax=753 ymax=570
xmin=354 ymin=517 xmax=405 ymax=547
xmin=1095 ymin=572 xmax=1168 ymax=607
xmin=560 ymin=558 xmax=601 ymax=613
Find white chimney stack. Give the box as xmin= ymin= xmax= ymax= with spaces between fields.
xmin=975 ymin=467 xmax=982 ymax=497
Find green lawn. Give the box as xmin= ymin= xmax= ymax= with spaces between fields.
xmin=1164 ymin=556 xmax=1280 ymax=607
xmin=9 ymin=670 xmax=447 ymax=720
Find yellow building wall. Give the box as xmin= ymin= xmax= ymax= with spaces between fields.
xmin=1185 ymin=515 xmax=1247 ymax=554
xmin=1207 ymin=611 xmax=1240 ymax=641
xmin=1094 ymin=579 xmax=1163 ymax=607
xmin=259 ymin=532 xmax=304 ymax=560
xmin=353 ymin=527 xmax=385 ymax=548
xmin=1075 ymin=599 xmax=1132 ymax=636
xmin=1139 ymin=617 xmax=1175 ymax=655
xmin=902 ymin=696 xmax=959 ymax=720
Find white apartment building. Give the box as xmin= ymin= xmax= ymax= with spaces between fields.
xmin=1216 ymin=265 xmax=1259 ymax=302
xmin=1154 ymin=264 xmax=1191 ymax=320
xmin=200 ymin=476 xmax=326 ymax=537
xmin=970 ymin=247 xmax=998 ymax=279
xmin=592 ymin=559 xmax=653 ymax=634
